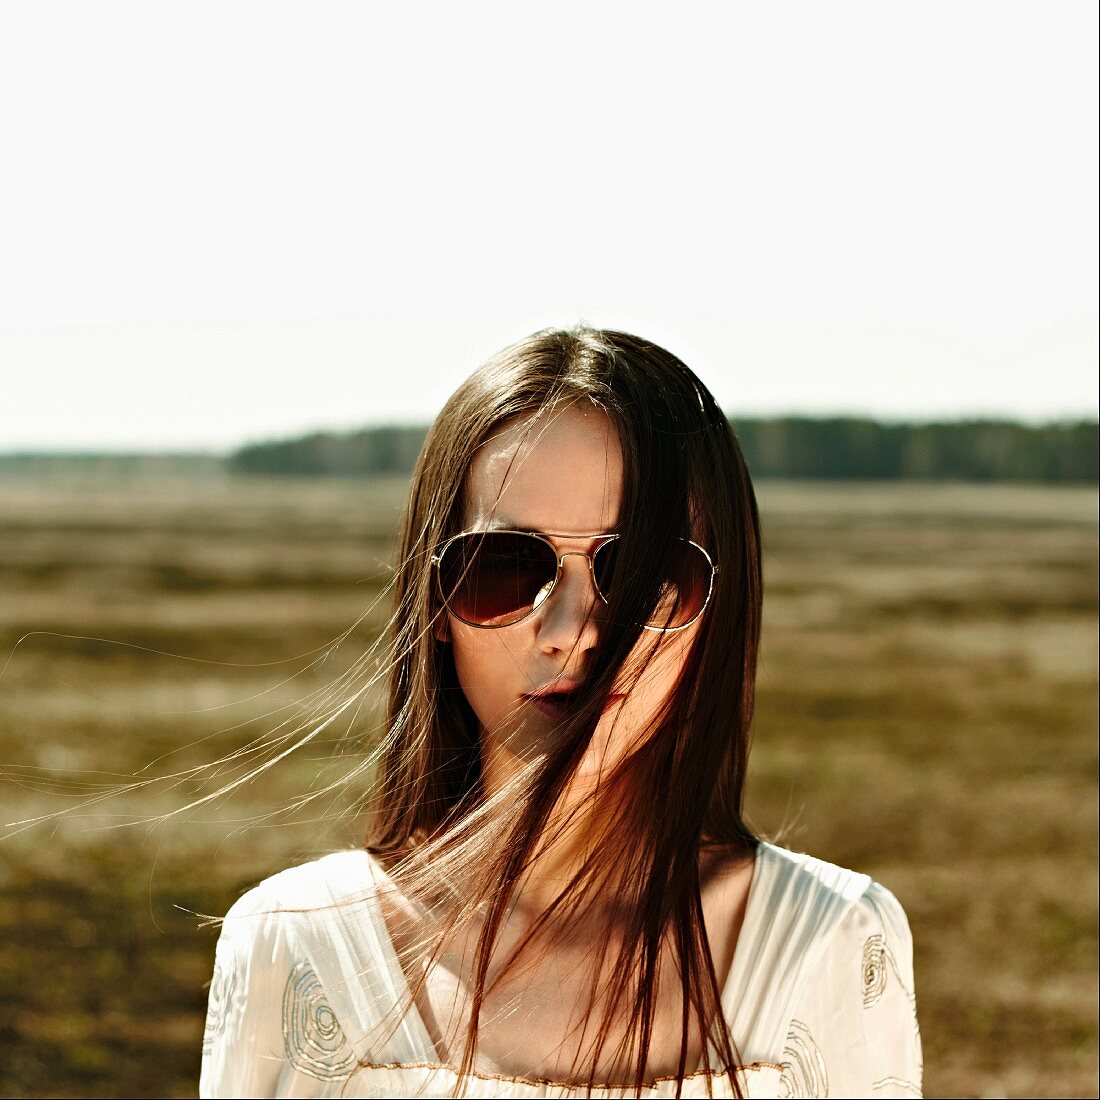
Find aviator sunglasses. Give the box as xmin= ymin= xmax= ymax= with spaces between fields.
xmin=430 ymin=529 xmax=718 ymax=631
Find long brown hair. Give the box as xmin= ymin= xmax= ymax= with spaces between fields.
xmin=366 ymin=326 xmax=763 ymax=1097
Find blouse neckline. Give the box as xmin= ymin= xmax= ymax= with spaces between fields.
xmin=362 ymin=840 xmax=775 ymax=1089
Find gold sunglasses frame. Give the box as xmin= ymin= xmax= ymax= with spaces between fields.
xmin=429 ymin=529 xmax=718 ymax=632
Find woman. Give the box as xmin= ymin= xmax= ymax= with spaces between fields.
xmin=199 ymin=327 xmax=923 ymax=1098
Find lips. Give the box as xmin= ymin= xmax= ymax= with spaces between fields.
xmin=528 ymin=694 xmax=572 ymax=719
xmin=525 ymin=690 xmax=627 ymax=719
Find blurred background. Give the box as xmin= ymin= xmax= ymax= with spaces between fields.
xmin=0 ymin=2 xmax=1096 ymax=1097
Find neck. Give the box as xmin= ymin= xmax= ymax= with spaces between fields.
xmin=480 ymin=732 xmax=630 ymax=913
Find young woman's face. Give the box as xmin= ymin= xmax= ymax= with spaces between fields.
xmin=437 ymin=403 xmax=704 ymax=791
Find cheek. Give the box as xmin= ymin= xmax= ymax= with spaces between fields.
xmin=452 ymin=625 xmax=501 ymax=675
xmin=619 ymin=626 xmax=698 ymax=712
xmin=579 ymin=631 xmax=698 ymax=777
xmin=449 ymin=624 xmax=520 ymax=728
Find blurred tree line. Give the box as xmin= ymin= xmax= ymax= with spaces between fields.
xmin=226 ymin=418 xmax=1097 ymax=482
xmin=728 ymin=417 xmax=1098 ymax=481
xmin=3 ymin=418 xmax=1094 ymax=482
xmin=231 ymin=425 xmax=427 ymax=477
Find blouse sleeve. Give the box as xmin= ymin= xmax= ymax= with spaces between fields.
xmin=778 ymin=879 xmax=923 ymax=1099
xmin=199 ymin=884 xmax=295 ymax=1099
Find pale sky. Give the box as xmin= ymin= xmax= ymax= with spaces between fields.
xmin=0 ymin=1 xmax=1096 ymax=452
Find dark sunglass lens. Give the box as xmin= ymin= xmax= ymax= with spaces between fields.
xmin=591 ymin=539 xmax=619 ymax=603
xmin=650 ymin=542 xmax=712 ymax=628
xmin=593 ymin=539 xmax=712 ymax=629
xmin=439 ymin=533 xmax=557 ymax=626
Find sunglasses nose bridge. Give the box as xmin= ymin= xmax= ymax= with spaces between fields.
xmin=555 ymin=549 xmax=607 ymax=603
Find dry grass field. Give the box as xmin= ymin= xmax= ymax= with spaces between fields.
xmin=0 ymin=473 xmax=1096 ymax=1098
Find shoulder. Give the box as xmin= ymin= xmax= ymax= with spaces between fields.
xmin=757 ymin=849 xmax=923 ymax=1096
xmin=845 ymin=877 xmax=915 ymax=946
xmin=716 ymin=841 xmax=919 ymax=1068
xmin=754 ymin=841 xmax=915 ymax=972
xmin=202 ymin=851 xmax=384 ymax=1094
xmin=839 ymin=877 xmax=917 ymax=1001
xmin=230 ymin=847 xmax=377 ymax=907
xmin=755 ymin=841 xmax=917 ymax=1016
xmin=217 ymin=848 xmax=382 ymax=943
xmin=758 ymin=841 xmax=912 ymax=913
xmin=757 ymin=840 xmax=873 ymax=901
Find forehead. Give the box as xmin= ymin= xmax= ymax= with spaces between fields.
xmin=462 ymin=404 xmax=624 ymax=533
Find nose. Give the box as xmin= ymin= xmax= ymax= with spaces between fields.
xmin=535 ymin=551 xmax=603 ymax=655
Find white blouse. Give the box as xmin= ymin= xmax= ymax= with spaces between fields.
xmin=199 ymin=842 xmax=923 ymax=1098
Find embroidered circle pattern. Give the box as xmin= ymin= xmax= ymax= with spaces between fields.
xmin=282 ymin=961 xmax=357 ymax=1080
xmin=779 ymin=1019 xmax=828 ymax=1099
xmin=202 ymin=950 xmax=239 ymax=1054
xmin=861 ymin=933 xmax=888 ymax=1007
xmin=774 ymin=1016 xmax=827 ymax=1095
